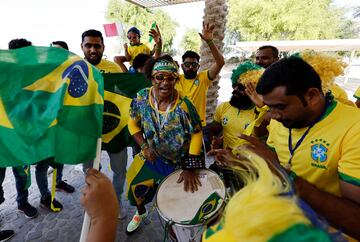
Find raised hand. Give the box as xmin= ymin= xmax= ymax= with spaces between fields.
xmin=149 ymin=24 xmax=162 ymax=45
xmin=199 ymin=22 xmax=215 ymax=42
xmin=245 ymin=82 xmax=264 ymax=108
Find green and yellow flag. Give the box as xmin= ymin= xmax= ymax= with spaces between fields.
xmin=0 ymin=46 xmax=104 ymax=167
xmin=101 ymin=73 xmax=151 ymax=152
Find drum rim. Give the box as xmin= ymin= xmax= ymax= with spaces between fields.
xmin=155 ymin=168 xmax=226 ymax=227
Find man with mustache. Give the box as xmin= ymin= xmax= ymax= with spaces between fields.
xmin=80 ymin=29 xmax=127 ymax=220
xmin=176 ymin=22 xmax=225 ymax=127
xmin=255 ymin=45 xmax=279 ymax=69
xmin=212 ymin=57 xmax=360 ymax=240
xmin=207 ymin=61 xmax=265 ymax=191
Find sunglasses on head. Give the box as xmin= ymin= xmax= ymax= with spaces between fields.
xmin=183 ymin=62 xmax=199 ymax=68
xmin=152 ymin=74 xmax=178 ymax=82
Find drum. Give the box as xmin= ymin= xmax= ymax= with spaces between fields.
xmin=156 ymin=169 xmax=226 ymax=242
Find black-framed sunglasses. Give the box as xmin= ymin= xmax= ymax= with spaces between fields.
xmin=183 ymin=62 xmax=199 ymax=68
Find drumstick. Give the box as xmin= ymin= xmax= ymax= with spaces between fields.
xmin=79 ymin=138 xmax=102 ymax=242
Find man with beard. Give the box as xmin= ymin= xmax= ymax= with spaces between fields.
xmin=207 ymin=61 xmax=264 ymax=192
xmin=176 ymin=22 xmax=225 ymax=127
xmin=255 ymin=45 xmax=279 ymax=69
xmin=222 ymin=57 xmax=360 ymax=240
xmin=80 ymin=29 xmax=127 ymax=220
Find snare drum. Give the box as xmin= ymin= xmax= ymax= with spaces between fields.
xmin=156 ymin=169 xmax=226 ymax=242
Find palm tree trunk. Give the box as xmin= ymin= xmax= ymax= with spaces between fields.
xmin=200 ymin=0 xmax=228 ymax=124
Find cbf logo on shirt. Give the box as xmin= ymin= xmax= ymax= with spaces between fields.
xmin=222 ymin=117 xmax=228 ymax=126
xmin=194 ymin=79 xmax=200 ymax=86
xmin=310 ymin=139 xmax=330 ymax=169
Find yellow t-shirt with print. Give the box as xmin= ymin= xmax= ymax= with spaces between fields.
xmin=267 ymin=101 xmax=360 ymax=196
xmin=330 ymin=84 xmax=355 ymax=107
xmin=354 ymin=86 xmax=360 ymax=99
xmin=176 ymin=70 xmax=211 ymax=126
xmin=95 ymin=59 xmax=122 ymax=73
xmin=214 ymin=102 xmax=257 ymax=149
xmin=128 ymin=43 xmax=151 ymax=65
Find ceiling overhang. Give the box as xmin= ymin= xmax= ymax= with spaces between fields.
xmin=125 ymin=0 xmax=203 ymax=8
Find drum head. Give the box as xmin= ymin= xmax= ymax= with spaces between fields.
xmin=156 ymin=169 xmax=226 ymax=224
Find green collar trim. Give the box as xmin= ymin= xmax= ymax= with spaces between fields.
xmin=320 ymin=100 xmax=337 ymax=121
xmin=130 ymin=43 xmax=142 ymax=46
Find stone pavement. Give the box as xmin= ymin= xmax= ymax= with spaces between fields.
xmin=0 ymin=150 xmax=165 ymax=242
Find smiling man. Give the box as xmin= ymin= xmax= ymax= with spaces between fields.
xmin=80 ymin=29 xmax=128 ymax=220
xmin=250 ymin=57 xmax=360 ymax=240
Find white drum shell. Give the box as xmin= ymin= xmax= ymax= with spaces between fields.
xmin=156 ymin=169 xmax=226 ymax=242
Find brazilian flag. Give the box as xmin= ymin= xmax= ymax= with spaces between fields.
xmin=187 ymin=192 xmax=222 ymax=225
xmin=102 ymin=73 xmax=151 ymax=152
xmin=0 ymin=46 xmax=104 ymax=167
xmin=126 ymin=155 xmax=175 ymax=206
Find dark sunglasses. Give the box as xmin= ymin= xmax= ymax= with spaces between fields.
xmin=183 ymin=62 xmax=199 ymax=68
xmin=153 ymin=74 xmax=178 ymax=82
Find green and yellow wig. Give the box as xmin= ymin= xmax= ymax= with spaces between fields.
xmin=292 ymin=50 xmax=347 ymax=93
xmin=230 ymin=61 xmax=264 ymax=86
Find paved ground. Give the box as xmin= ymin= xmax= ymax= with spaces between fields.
xmin=0 ymin=150 xmax=165 ymax=242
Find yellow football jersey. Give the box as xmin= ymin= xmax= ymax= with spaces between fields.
xmin=214 ymin=102 xmax=257 ymax=149
xmin=267 ymin=101 xmax=360 ymax=196
xmin=330 ymin=84 xmax=355 ymax=107
xmin=128 ymin=44 xmax=151 ymax=65
xmin=176 ymin=70 xmax=211 ymax=126
xmin=95 ymin=59 xmax=122 ymax=73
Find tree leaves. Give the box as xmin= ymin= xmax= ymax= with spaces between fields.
xmin=227 ymin=0 xmax=356 ymax=41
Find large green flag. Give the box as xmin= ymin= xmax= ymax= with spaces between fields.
xmin=0 ymin=46 xmax=104 ymax=167
xmin=101 ymin=73 xmax=151 ymax=152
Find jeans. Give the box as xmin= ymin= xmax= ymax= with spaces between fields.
xmin=0 ymin=168 xmax=5 ymax=204
xmin=1 ymin=166 xmax=32 ymax=206
xmin=83 ymin=148 xmax=128 ymax=203
xmin=35 ymin=157 xmax=64 ymax=199
xmin=12 ymin=166 xmax=30 ymax=206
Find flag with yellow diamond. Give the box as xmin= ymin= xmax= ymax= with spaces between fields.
xmin=101 ymin=73 xmax=151 ymax=152
xmin=0 ymin=46 xmax=104 ymax=167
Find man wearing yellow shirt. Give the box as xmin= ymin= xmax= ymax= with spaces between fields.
xmin=354 ymin=86 xmax=360 ymax=108
xmin=209 ymin=61 xmax=265 ymax=151
xmin=207 ymin=61 xmax=265 ymax=192
xmin=240 ymin=57 xmax=360 ymax=240
xmin=176 ymin=22 xmax=225 ymax=127
xmin=81 ymin=29 xmax=127 ymax=219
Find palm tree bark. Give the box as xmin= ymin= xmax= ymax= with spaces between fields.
xmin=200 ymin=0 xmax=228 ymax=124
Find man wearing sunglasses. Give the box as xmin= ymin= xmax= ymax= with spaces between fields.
xmin=176 ymin=22 xmax=225 ymax=127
